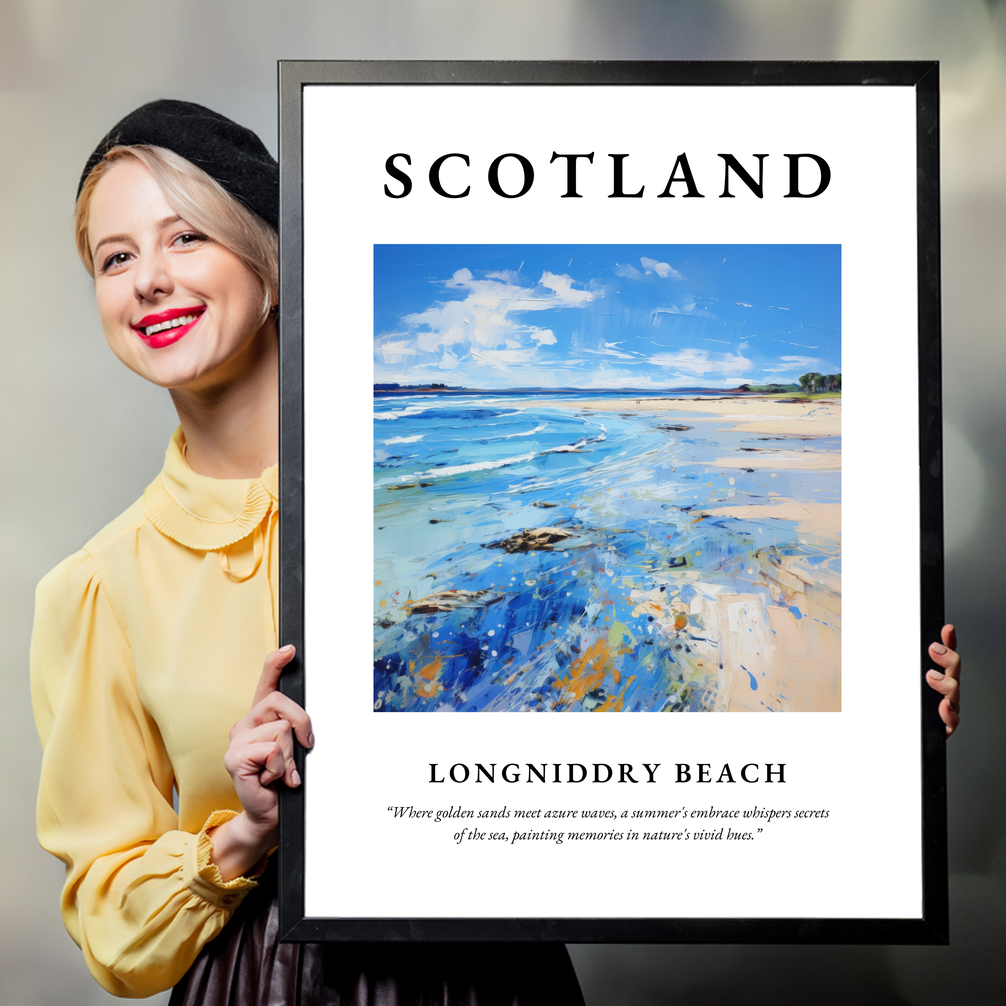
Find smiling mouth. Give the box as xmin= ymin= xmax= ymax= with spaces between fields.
xmin=136 ymin=308 xmax=205 ymax=338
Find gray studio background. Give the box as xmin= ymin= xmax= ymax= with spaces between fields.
xmin=1 ymin=2 xmax=1003 ymax=1003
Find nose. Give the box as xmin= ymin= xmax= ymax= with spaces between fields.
xmin=133 ymin=247 xmax=173 ymax=303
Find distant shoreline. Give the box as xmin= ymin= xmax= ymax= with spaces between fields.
xmin=373 ymin=385 xmax=829 ymax=398
xmin=517 ymin=394 xmax=842 ymax=469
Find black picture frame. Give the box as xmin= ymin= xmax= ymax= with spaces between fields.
xmin=277 ymin=60 xmax=945 ymax=944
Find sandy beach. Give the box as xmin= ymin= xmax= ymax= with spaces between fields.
xmin=529 ymin=395 xmax=841 ymax=471
xmin=375 ymin=391 xmax=841 ymax=713
xmin=544 ymin=394 xmax=841 ymax=434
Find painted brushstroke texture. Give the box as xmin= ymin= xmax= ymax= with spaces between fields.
xmin=373 ymin=246 xmax=840 ymax=712
xmin=373 ymin=392 xmax=840 ymax=712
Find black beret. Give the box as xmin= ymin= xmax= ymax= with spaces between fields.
xmin=78 ymin=99 xmax=278 ymax=228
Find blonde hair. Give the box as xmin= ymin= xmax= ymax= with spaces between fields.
xmin=75 ymin=145 xmax=278 ymax=323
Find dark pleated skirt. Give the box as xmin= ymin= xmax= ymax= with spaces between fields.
xmin=169 ymin=869 xmax=584 ymax=1006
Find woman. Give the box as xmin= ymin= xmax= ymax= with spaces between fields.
xmin=31 ymin=100 xmax=586 ymax=1003
xmin=33 ymin=98 xmax=963 ymax=1003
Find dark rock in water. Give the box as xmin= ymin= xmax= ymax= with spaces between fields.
xmin=387 ymin=483 xmax=418 ymax=490
xmin=405 ymin=589 xmax=500 ymax=614
xmin=657 ymin=425 xmax=693 ymax=431
xmin=429 ymin=518 xmax=450 ymax=523
xmin=532 ymin=501 xmax=558 ymax=508
xmin=485 ymin=526 xmax=576 ymax=554
xmin=420 ymin=482 xmax=434 ymax=487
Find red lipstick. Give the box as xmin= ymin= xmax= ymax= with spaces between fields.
xmin=132 ymin=306 xmax=205 ymax=349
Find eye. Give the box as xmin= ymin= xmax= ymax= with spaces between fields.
xmin=172 ymin=230 xmax=208 ymax=249
xmin=100 ymin=251 xmax=132 ymax=274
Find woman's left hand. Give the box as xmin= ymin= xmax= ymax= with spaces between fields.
xmin=209 ymin=645 xmax=313 ymax=881
xmin=926 ymin=624 xmax=961 ymax=737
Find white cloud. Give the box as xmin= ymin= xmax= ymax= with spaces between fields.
xmin=775 ymin=355 xmax=822 ymax=370
xmin=614 ymin=262 xmax=644 ymax=280
xmin=438 ymin=348 xmax=461 ymax=370
xmin=530 ymin=327 xmax=557 ymax=346
xmin=647 ymin=348 xmax=752 ymax=377
xmin=374 ymin=334 xmax=421 ymax=364
xmin=538 ymin=271 xmax=595 ymax=306
xmin=578 ymin=345 xmax=637 ymax=359
xmin=640 ymin=256 xmax=685 ymax=280
xmin=392 ymin=268 xmax=592 ymax=364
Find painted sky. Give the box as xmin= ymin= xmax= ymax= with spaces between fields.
xmin=374 ymin=244 xmax=840 ymax=389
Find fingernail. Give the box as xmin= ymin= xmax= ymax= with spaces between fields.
xmin=928 ymin=670 xmax=944 ymax=679
xmin=292 ymin=768 xmax=301 ymax=787
xmin=307 ymin=732 xmax=315 ymax=748
xmin=931 ymin=643 xmax=947 ymax=655
xmin=280 ymin=644 xmax=295 ymax=654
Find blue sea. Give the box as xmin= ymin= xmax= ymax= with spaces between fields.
xmin=373 ymin=392 xmax=840 ymax=712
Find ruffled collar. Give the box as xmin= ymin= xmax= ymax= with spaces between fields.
xmin=143 ymin=428 xmax=278 ymax=551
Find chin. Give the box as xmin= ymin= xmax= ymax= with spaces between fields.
xmin=121 ymin=352 xmax=217 ymax=391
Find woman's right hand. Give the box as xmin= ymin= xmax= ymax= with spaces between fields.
xmin=926 ymin=624 xmax=961 ymax=737
xmin=209 ymin=645 xmax=314 ymax=881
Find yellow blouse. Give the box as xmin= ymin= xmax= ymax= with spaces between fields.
xmin=31 ymin=428 xmax=279 ymax=998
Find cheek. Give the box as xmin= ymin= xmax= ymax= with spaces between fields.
xmin=94 ymin=286 xmax=133 ymax=346
xmin=221 ymin=267 xmax=268 ymax=335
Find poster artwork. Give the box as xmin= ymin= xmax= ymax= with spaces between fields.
xmin=287 ymin=64 xmax=942 ymax=940
xmin=372 ymin=243 xmax=841 ymax=714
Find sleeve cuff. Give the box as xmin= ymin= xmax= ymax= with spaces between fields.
xmin=182 ymin=810 xmax=269 ymax=909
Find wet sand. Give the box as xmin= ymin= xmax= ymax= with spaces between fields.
xmin=534 ymin=395 xmax=841 ymax=436
xmin=530 ymin=395 xmax=841 ymax=471
xmin=702 ymin=499 xmax=841 ymax=539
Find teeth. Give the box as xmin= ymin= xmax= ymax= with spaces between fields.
xmin=142 ymin=313 xmax=199 ymax=337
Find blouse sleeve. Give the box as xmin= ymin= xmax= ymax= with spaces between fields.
xmin=31 ymin=549 xmax=262 ymax=998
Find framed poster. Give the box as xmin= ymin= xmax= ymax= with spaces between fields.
xmin=277 ymin=61 xmax=946 ymax=943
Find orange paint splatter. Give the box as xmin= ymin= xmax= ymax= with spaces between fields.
xmin=414 ymin=656 xmax=445 ymax=699
xmin=674 ymin=613 xmax=688 ymax=631
xmin=418 ymin=656 xmax=443 ymax=681
xmin=379 ymin=599 xmax=387 ymax=608
xmin=553 ymin=638 xmax=610 ymax=704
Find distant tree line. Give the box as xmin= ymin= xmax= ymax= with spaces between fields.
xmin=798 ymin=372 xmax=841 ymax=393
xmin=374 ymin=382 xmax=450 ymax=391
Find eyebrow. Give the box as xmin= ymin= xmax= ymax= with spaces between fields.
xmin=91 ymin=215 xmax=185 ymax=258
